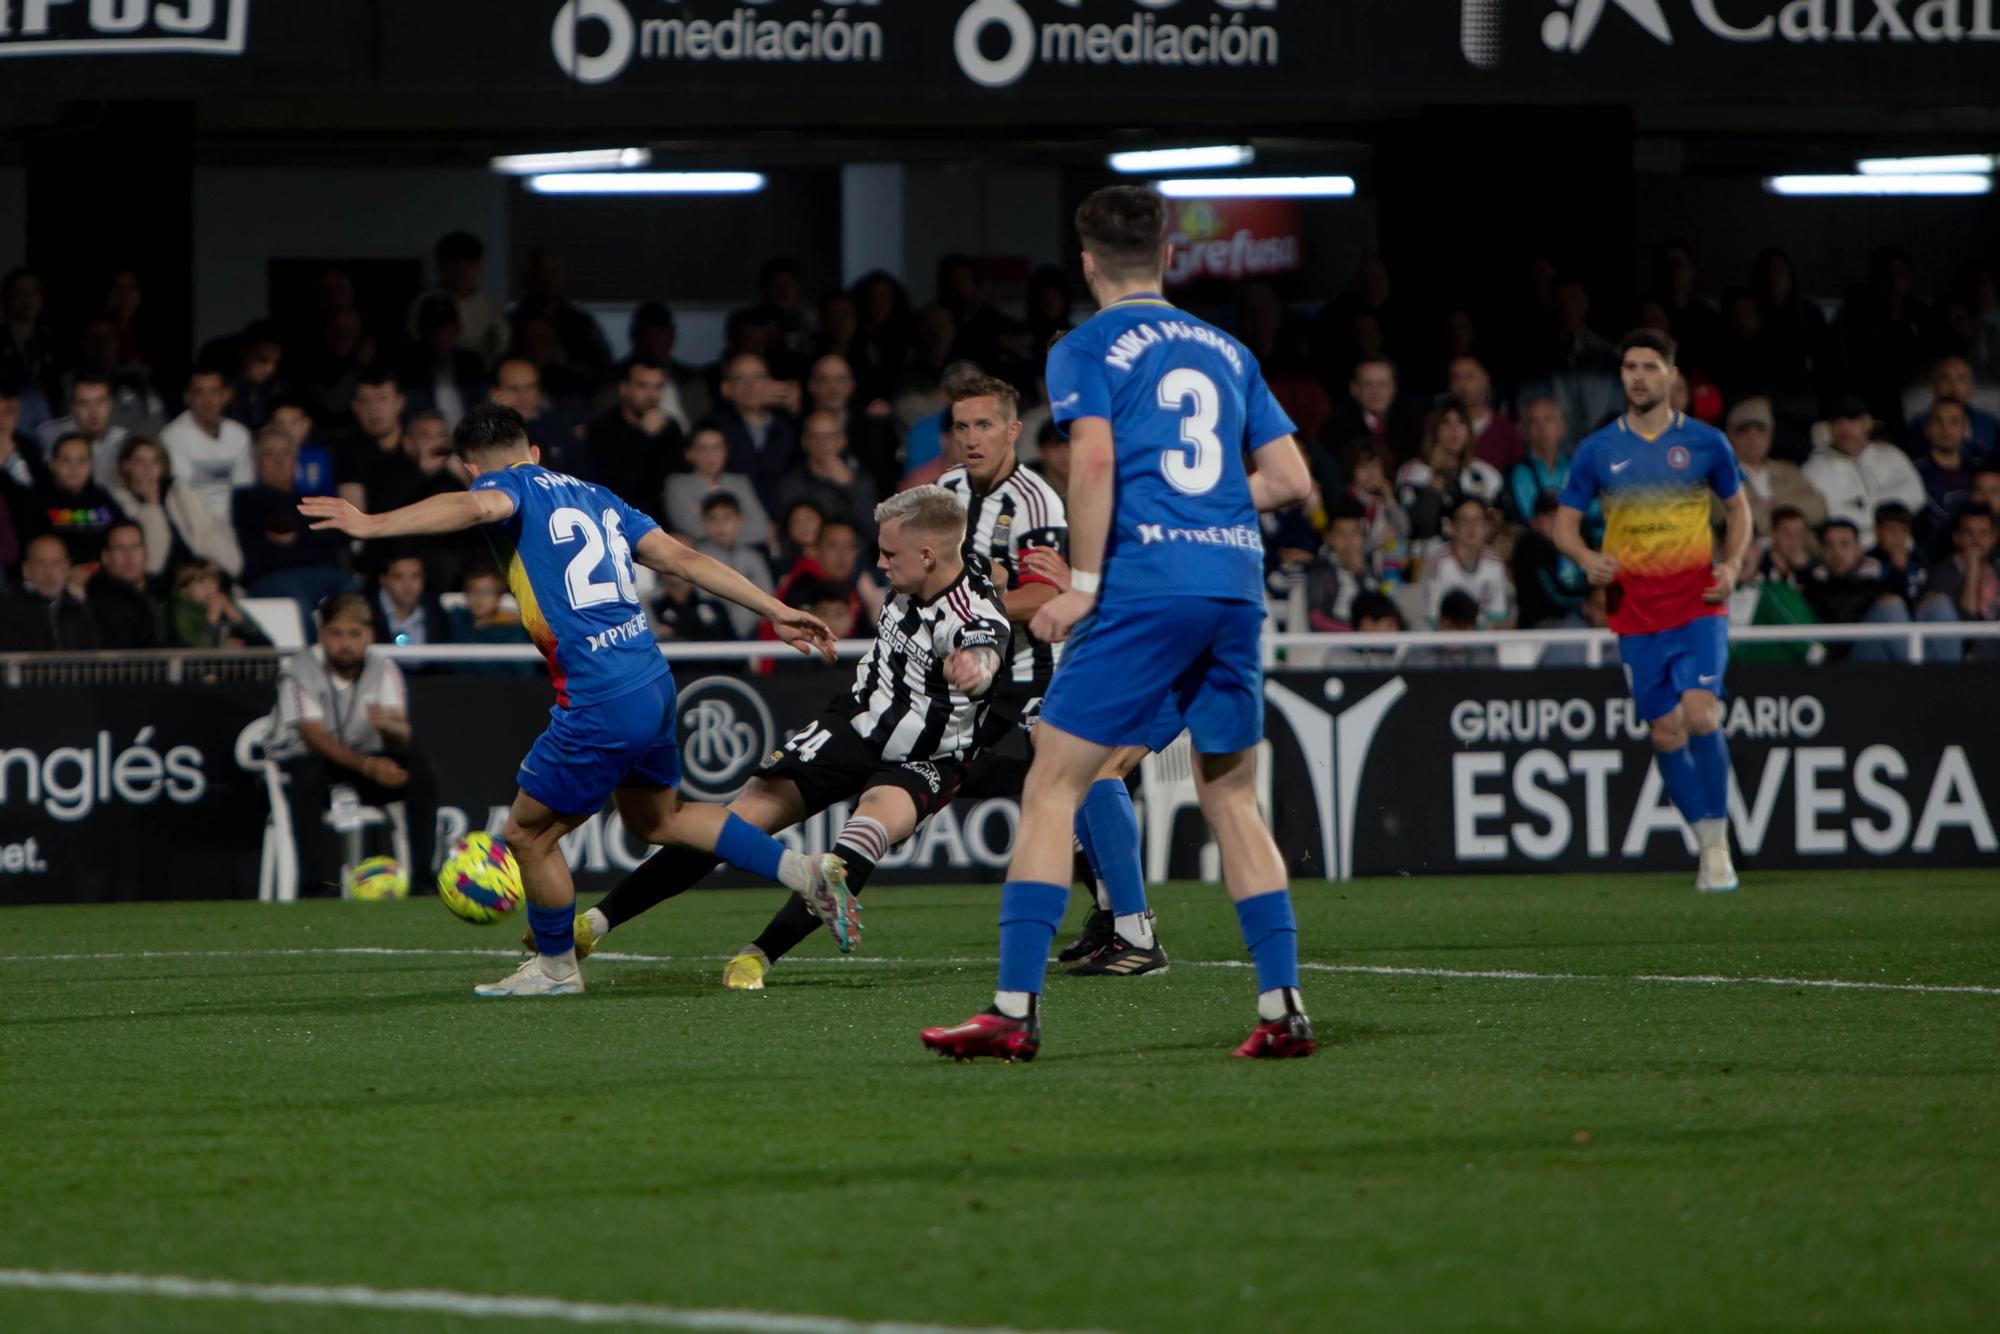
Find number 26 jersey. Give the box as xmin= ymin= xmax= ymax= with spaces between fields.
xmin=1044 ymin=294 xmax=1296 ymax=607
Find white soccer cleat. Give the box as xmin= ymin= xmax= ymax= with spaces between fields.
xmin=474 ymin=954 xmax=586 ymax=997
xmin=1696 ymin=845 xmax=1739 ymax=894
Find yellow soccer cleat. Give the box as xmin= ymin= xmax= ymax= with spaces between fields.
xmin=722 ymin=948 xmax=769 ymax=991
xmin=517 ymin=909 xmax=598 ymax=960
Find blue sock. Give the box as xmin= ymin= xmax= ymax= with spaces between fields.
xmin=526 ymin=902 xmax=574 ymax=958
xmin=1234 ymin=890 xmax=1299 ymax=993
xmin=1689 ymin=729 xmax=1732 ymax=822
xmin=714 ymin=812 xmax=785 ymax=882
xmin=997 ymin=881 xmax=1069 ymax=995
xmin=1073 ymin=808 xmax=1099 ymax=885
xmin=1079 ymin=779 xmax=1148 ymax=917
xmin=1655 ymin=744 xmax=1704 ymax=826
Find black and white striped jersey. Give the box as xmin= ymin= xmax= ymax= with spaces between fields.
xmin=845 ymin=563 xmax=1012 ymax=762
xmin=938 ymin=461 xmax=1067 ymax=691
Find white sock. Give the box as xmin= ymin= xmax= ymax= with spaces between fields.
xmin=736 ymin=943 xmax=768 ymax=963
xmin=1115 ymin=912 xmax=1155 ymax=948
xmin=1257 ymin=987 xmax=1303 ymax=1022
xmin=993 ymin=990 xmax=1033 ymax=1019
xmin=777 ymin=849 xmax=813 ymax=894
xmin=540 ymin=947 xmax=579 ymax=977
xmin=582 ymin=907 xmax=610 ymax=939
xmin=1694 ymin=818 xmax=1728 ymax=854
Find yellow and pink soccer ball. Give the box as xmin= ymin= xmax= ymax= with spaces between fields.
xmin=437 ymin=832 xmax=524 ymax=925
xmin=346 ymin=856 xmax=409 ymax=901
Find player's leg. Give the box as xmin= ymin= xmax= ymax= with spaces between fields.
xmin=1625 ymin=627 xmax=1707 ymax=878
xmin=475 ymin=789 xmax=595 ymax=997
xmin=1179 ymin=598 xmax=1314 ymax=1058
xmin=743 ymin=781 xmax=924 ymax=974
xmin=1065 ymin=743 xmax=1168 ymax=976
xmin=1679 ymin=619 xmax=1736 ymax=892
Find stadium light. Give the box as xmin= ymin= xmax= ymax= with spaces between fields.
xmin=1855 ymin=153 xmax=1998 ymax=176
xmin=491 ymin=148 xmax=651 ymax=176
xmin=1763 ymin=174 xmax=1992 ymax=198
xmin=1107 ymin=145 xmax=1255 ymax=174
xmin=1154 ymin=176 xmax=1355 ymax=199
xmin=526 ymin=171 xmax=768 ymax=196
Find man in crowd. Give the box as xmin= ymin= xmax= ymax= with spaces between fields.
xmin=1507 ymin=396 xmax=1573 ymax=524
xmin=1447 ymin=355 xmax=1523 ymax=470
xmin=86 ymin=520 xmax=168 ymax=648
xmin=1906 ymin=355 xmax=1996 ymax=463
xmin=772 ymin=517 xmax=866 ymax=636
xmin=587 ymin=357 xmax=683 ymax=524
xmin=714 ymin=352 xmax=799 ymax=510
xmin=772 ymin=409 xmax=880 ymax=543
xmin=411 ymin=231 xmax=508 ymax=369
xmin=37 ymin=373 xmax=129 ymax=488
xmin=34 ymin=433 xmax=128 ymax=567
xmin=487 ymin=357 xmax=570 ymax=469
xmin=1512 ymin=493 xmax=1588 ymax=628
xmin=627 ymin=301 xmax=712 ymax=435
xmin=1717 ymin=396 xmax=1824 ymax=540
xmin=1304 ymin=499 xmax=1383 ymax=632
xmin=1921 ymin=502 xmax=2000 ymax=655
xmin=270 ymin=593 xmax=438 ymax=892
xmin=1870 ymin=502 xmax=1928 ymax=607
xmin=402 ymin=296 xmax=485 ymax=431
xmin=807 ymin=353 xmax=900 ymax=493
xmin=0 ymin=533 xmax=100 ymax=650
xmin=271 ymin=396 xmax=338 ymax=498
xmin=1753 ymin=505 xmax=1816 ymax=588
xmin=234 ymin=426 xmax=348 ymax=615
xmin=160 ymin=366 xmax=253 ymax=524
xmin=1803 ymin=518 xmax=1909 ymax=661
xmin=337 ymin=367 xmax=412 ymax=512
xmin=369 ymin=548 xmax=449 ymax=647
xmin=1323 ymin=355 xmax=1420 ymax=478
xmin=664 ymin=423 xmax=768 ymax=539
xmin=1802 ymin=397 xmax=1925 ymax=547
xmin=695 ymin=491 xmax=774 ymax=640
xmin=1915 ymin=396 xmax=1976 ymax=554
xmin=1420 ymin=495 xmax=1511 ymax=629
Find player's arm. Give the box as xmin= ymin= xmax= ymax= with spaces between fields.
xmin=1003 ymin=527 xmax=1065 ymax=623
xmin=942 ymin=617 xmax=1006 ymax=696
xmin=1248 ymin=435 xmax=1313 ymax=513
xmin=295 ymin=720 xmax=407 ymax=788
xmin=1708 ymin=487 xmax=1753 ymax=603
xmin=633 ymin=528 xmax=836 ymax=662
xmin=1554 ymin=505 xmax=1618 ymax=586
xmin=1029 ymin=417 xmax=1112 ymax=646
xmin=300 ymin=489 xmax=514 ymax=538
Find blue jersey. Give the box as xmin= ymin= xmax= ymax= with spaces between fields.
xmin=1045 ymin=294 xmax=1296 ymax=606
xmin=470 ymin=462 xmax=668 ymax=708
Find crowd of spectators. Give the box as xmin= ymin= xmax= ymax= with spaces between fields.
xmin=3 ymin=231 xmax=1998 ymax=662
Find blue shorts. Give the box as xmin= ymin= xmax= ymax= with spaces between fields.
xmin=517 ymin=676 xmax=682 ymax=816
xmin=1618 ymin=616 xmax=1728 ymax=723
xmin=1042 ymin=596 xmax=1264 ymax=754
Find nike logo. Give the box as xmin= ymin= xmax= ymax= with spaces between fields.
xmin=1698 ymin=674 xmax=1718 ymax=684
xmin=1610 ymin=460 xmax=1632 ymax=474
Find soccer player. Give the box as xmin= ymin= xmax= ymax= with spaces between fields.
xmin=543 ymin=485 xmax=1011 ymax=981
xmin=300 ymin=403 xmax=849 ymax=998
xmin=920 ymin=185 xmax=1315 ymax=1062
xmin=1553 ymin=329 xmax=1752 ymax=893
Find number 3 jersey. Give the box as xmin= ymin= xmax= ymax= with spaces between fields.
xmin=470 ymin=461 xmax=667 ymax=708
xmin=844 ymin=562 xmax=1011 ymax=762
xmin=1044 ymin=294 xmax=1296 ymax=608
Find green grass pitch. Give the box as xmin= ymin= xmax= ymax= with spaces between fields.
xmin=2 ymin=871 xmax=1997 ymax=1333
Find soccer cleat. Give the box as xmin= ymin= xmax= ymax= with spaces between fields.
xmin=920 ymin=1008 xmax=1041 ymax=1063
xmin=518 ymin=909 xmax=598 ymax=960
xmin=1232 ymin=1011 xmax=1317 ymax=1060
xmin=1057 ymin=907 xmax=1115 ymax=963
xmin=722 ymin=948 xmax=768 ymax=991
xmin=474 ymin=954 xmax=585 ymax=998
xmin=1065 ymin=925 xmax=1169 ymax=977
xmin=797 ymin=853 xmax=862 ymax=953
xmin=1697 ymin=845 xmax=1739 ymax=894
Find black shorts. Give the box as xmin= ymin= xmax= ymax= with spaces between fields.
xmin=757 ymin=704 xmax=967 ymax=823
xmin=974 ymin=678 xmax=1049 ymax=750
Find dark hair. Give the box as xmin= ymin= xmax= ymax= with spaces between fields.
xmin=630 ymin=300 xmax=674 ymax=338
xmin=408 ymin=409 xmax=446 ymax=432
xmin=1448 ymin=492 xmax=1487 ymax=521
xmin=241 ymin=319 xmax=283 ymax=350
xmin=786 ymin=577 xmax=845 ymax=611
xmin=105 ymin=519 xmax=144 ymax=544
xmin=783 ymin=498 xmax=826 ymax=525
xmin=186 ymin=365 xmax=227 ymax=387
xmin=69 ymin=372 xmax=112 ymax=395
xmin=1820 ymin=517 xmax=1861 ymax=539
xmin=356 ymin=364 xmax=401 ymax=393
xmin=818 ymin=517 xmax=860 ymax=539
xmin=453 ymin=402 xmax=531 ymax=459
xmin=1959 ymin=501 xmax=1996 ymax=529
xmin=436 ymin=231 xmax=483 ymax=266
xmin=1351 ymin=354 xmax=1398 ymax=380
xmin=1037 ymin=419 xmax=1064 ymax=447
xmin=1532 ymin=492 xmax=1561 ymax=517
xmin=759 ymin=256 xmax=802 ymax=286
xmin=49 ymin=432 xmax=92 ymax=460
xmin=1874 ymin=502 xmax=1913 ymax=529
xmin=318 ymin=592 xmax=373 ymax=627
xmin=462 ymin=563 xmax=505 ymax=589
xmin=1074 ymin=186 xmax=1168 ymax=283
xmin=1928 ymin=394 xmax=1971 ymax=420
xmin=947 ymin=371 xmax=1020 ymax=423
xmin=699 ymin=490 xmax=742 ymax=517
xmin=1770 ymin=505 xmax=1807 ymax=528
xmin=1350 ymin=591 xmax=1401 ymax=628
xmin=118 ymin=434 xmax=168 ymax=470
xmin=624 ymin=355 xmax=664 ymax=380
xmin=1619 ymin=327 xmax=1679 ymax=366
xmin=1438 ymin=589 xmax=1482 ymax=627
xmin=1324 ymin=497 xmax=1367 ymax=525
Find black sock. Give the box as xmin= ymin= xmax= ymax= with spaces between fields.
xmin=597 ymin=843 xmax=721 ymax=931
xmin=751 ymin=893 xmax=827 ymax=963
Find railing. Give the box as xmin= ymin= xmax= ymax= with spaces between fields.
xmin=5 ymin=623 xmax=1999 ymax=686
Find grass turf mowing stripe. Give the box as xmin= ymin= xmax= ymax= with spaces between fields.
xmin=0 ymin=1268 xmax=1114 ymax=1334
xmin=2 ymin=946 xmax=1996 ymax=996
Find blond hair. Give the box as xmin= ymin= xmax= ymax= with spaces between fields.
xmin=874 ymin=485 xmax=966 ymax=546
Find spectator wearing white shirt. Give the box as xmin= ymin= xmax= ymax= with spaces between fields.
xmin=1420 ymin=494 xmax=1512 ymax=629
xmin=1801 ymin=396 xmax=1925 ymax=547
xmin=159 ymin=367 xmax=253 ymax=525
xmin=36 ymin=373 xmax=129 ymax=488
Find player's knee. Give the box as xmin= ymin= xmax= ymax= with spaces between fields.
xmin=1681 ymin=692 xmax=1720 ymax=735
xmin=1649 ymin=713 xmax=1687 ymax=750
xmin=502 ymin=815 xmax=554 ymax=857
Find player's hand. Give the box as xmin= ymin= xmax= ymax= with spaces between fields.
xmin=944 ymin=648 xmax=996 ymax=694
xmin=366 ymin=705 xmax=406 ymax=731
xmin=1030 ymin=589 xmax=1093 ymax=644
xmin=362 ymin=756 xmax=409 ymax=789
xmin=1705 ymin=559 xmax=1742 ymax=603
xmin=773 ymin=606 xmax=838 ymax=663
xmin=1579 ymin=551 xmax=1620 ymax=587
xmin=1020 ymin=547 xmax=1070 ymax=592
xmin=299 ymin=495 xmax=378 ymax=538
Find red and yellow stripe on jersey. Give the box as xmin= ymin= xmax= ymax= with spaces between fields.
xmin=488 ymin=532 xmax=568 ymax=704
xmin=1558 ymin=411 xmax=1742 ymax=637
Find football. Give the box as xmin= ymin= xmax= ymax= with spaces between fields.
xmin=437 ymin=833 xmax=524 ymax=925
xmin=345 ymin=856 xmax=408 ymax=901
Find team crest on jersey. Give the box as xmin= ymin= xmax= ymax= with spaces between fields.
xmin=1667 ymin=445 xmax=1691 ymax=470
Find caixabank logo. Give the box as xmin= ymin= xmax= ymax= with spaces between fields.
xmin=0 ymin=0 xmax=248 ymax=57
xmin=1462 ymin=0 xmax=2000 ymax=69
xmin=955 ymin=0 xmax=1280 ymax=90
xmin=551 ymin=0 xmax=885 ymax=85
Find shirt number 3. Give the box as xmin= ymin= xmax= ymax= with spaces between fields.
xmin=1157 ymin=367 xmax=1224 ymax=496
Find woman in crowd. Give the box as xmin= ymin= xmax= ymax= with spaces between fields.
xmin=110 ymin=434 xmax=242 ymax=582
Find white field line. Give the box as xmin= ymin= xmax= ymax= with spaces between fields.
xmin=0 ymin=946 xmax=1995 ymax=997
xmin=0 ymin=1267 xmax=1110 ymax=1334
